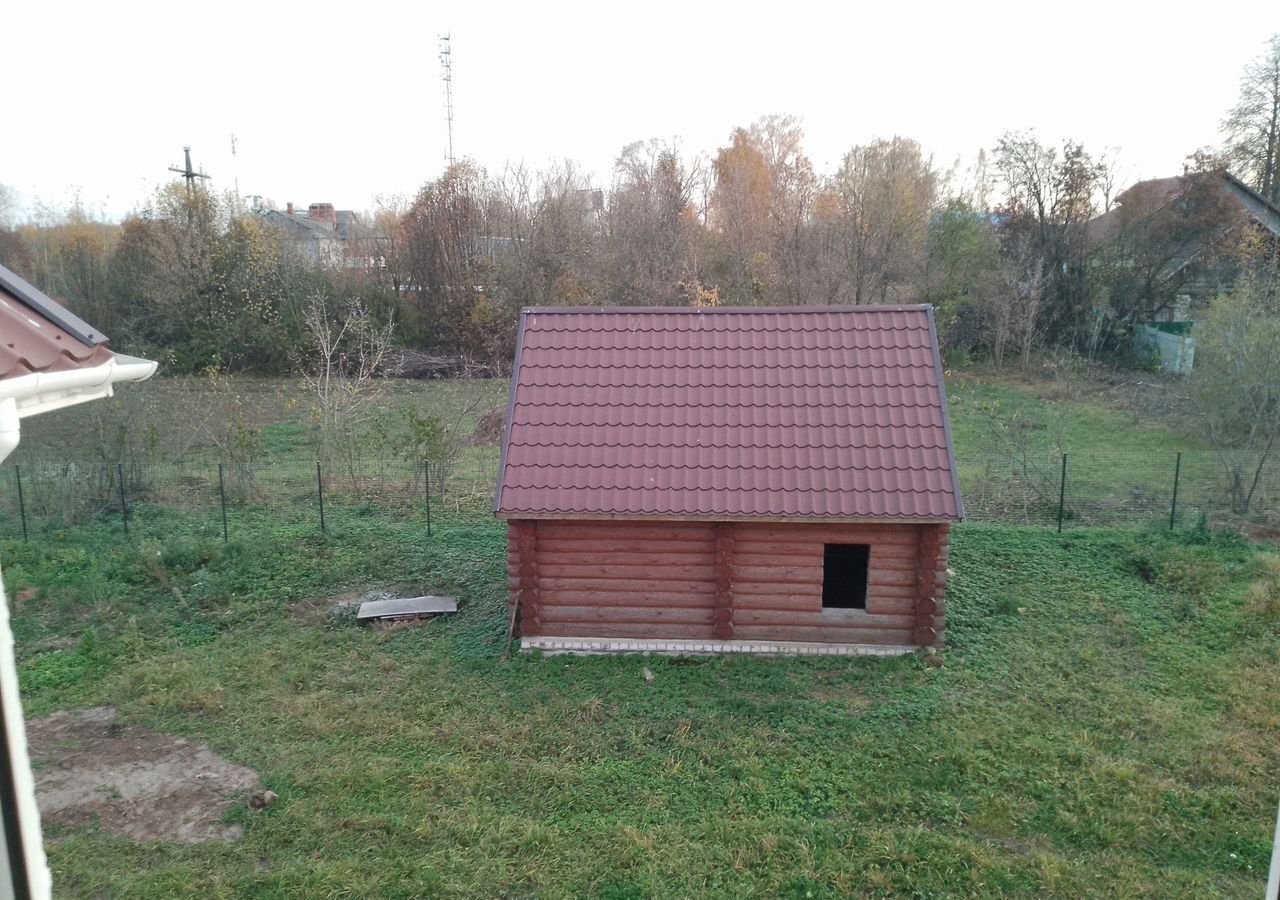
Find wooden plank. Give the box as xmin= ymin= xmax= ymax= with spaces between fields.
xmin=544 ymin=622 xmax=716 ymax=640
xmin=539 ymin=523 xmax=716 ymax=542
xmin=730 ymin=525 xmax=918 ymax=544
xmin=733 ymin=609 xmax=916 ymax=629
xmin=734 ymin=594 xmax=822 ymax=611
xmin=731 ymin=564 xmax=823 ymax=584
xmin=527 ymin=553 xmax=711 ymax=565
xmin=540 ymin=590 xmax=713 ymax=608
xmin=727 ymin=552 xmax=823 ymax=567
xmin=732 ymin=625 xmax=915 ymax=645
xmin=725 ymin=579 xmax=822 ymax=595
xmin=731 ymin=537 xmax=920 ymax=553
xmin=537 ymin=564 xmax=715 ymax=583
xmin=539 ymin=606 xmax=716 ymax=625
xmin=869 ymin=569 xmax=917 ymax=587
xmin=357 ymin=596 xmax=457 ymax=623
xmin=865 ymin=597 xmax=920 ymax=615
xmin=867 ymin=584 xmax=920 ymax=601
xmin=533 ymin=540 xmax=716 ymax=556
xmin=538 ymin=576 xmax=717 ymax=595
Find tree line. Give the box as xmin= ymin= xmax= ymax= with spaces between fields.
xmin=0 ymin=35 xmax=1276 ymax=376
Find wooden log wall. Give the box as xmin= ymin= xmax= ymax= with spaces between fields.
xmin=506 ymin=519 xmax=950 ymax=647
xmin=509 ymin=520 xmax=719 ymax=640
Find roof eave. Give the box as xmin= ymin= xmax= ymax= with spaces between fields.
xmin=493 ymin=311 xmax=528 ymax=515
xmin=0 ymin=353 xmax=158 ymax=420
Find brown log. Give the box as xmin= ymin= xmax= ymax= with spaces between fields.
xmin=538 ymin=576 xmax=717 ymax=595
xmin=543 ymin=622 xmax=717 ymax=639
xmin=537 ymin=562 xmax=715 ymax=581
xmin=539 ymin=606 xmax=716 ymax=625
xmin=733 ymin=609 xmax=916 ymax=629
xmin=540 ymin=594 xmax=716 ymax=609
xmin=538 ymin=523 xmax=716 ymax=542
xmin=731 ymin=625 xmax=915 ymax=645
xmin=532 ymin=541 xmax=716 ymax=557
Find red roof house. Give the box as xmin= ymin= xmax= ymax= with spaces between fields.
xmin=495 ymin=305 xmax=962 ymax=656
xmin=0 ymin=261 xmax=156 ymax=898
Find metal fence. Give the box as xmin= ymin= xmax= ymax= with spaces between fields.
xmin=0 ymin=449 xmax=1276 ymax=541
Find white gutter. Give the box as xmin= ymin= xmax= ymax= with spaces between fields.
xmin=0 ymin=354 xmax=158 ymax=421
xmin=0 ymin=350 xmax=156 ymax=900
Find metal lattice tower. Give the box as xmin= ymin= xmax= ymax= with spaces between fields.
xmin=439 ymin=34 xmax=455 ymax=167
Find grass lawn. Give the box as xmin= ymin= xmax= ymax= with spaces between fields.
xmin=3 ymin=506 xmax=1278 ymax=897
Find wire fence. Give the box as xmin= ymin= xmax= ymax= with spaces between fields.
xmin=0 ymin=449 xmax=1276 ymax=542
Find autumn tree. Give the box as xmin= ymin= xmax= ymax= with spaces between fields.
xmin=402 ymin=161 xmax=500 ymax=357
xmin=751 ymin=115 xmax=818 ymax=304
xmin=604 ymin=140 xmax=703 ymax=306
xmin=830 ymin=136 xmax=938 ymax=304
xmin=708 ymin=128 xmax=773 ymax=301
xmin=1223 ymin=33 xmax=1280 ymax=204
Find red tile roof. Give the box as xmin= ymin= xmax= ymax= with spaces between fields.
xmin=495 ymin=306 xmax=963 ymax=522
xmin=0 ymin=265 xmax=114 ymax=381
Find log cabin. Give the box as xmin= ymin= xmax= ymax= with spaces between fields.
xmin=495 ymin=305 xmax=963 ymax=656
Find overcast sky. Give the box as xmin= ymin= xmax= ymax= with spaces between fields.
xmin=5 ymin=1 xmax=1280 ymax=222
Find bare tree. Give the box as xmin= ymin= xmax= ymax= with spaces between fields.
xmin=0 ymin=184 xmax=17 ymax=229
xmin=1189 ymin=268 xmax=1280 ymax=515
xmin=994 ymin=132 xmax=1104 ymax=348
xmin=1223 ymin=34 xmax=1280 ymax=204
xmin=302 ymin=296 xmax=396 ymax=495
xmin=604 ymin=140 xmax=703 ymax=306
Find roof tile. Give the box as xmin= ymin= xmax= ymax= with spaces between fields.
xmin=496 ymin=306 xmax=963 ymax=521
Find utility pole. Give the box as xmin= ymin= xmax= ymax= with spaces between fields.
xmin=439 ymin=34 xmax=455 ymax=168
xmin=168 ymin=146 xmax=211 ymax=199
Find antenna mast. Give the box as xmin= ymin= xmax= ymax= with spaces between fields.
xmin=230 ymin=133 xmax=240 ymax=205
xmin=439 ymin=34 xmax=455 ymax=167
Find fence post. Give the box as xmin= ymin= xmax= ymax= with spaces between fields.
xmin=217 ymin=463 xmax=229 ymax=543
xmin=1056 ymin=454 xmax=1068 ymax=533
xmin=424 ymin=460 xmax=432 ymax=537
xmin=1169 ymin=452 xmax=1182 ymax=531
xmin=14 ymin=465 xmax=27 ymax=543
xmin=117 ymin=462 xmax=129 ymax=536
xmin=316 ymin=461 xmax=326 ymax=533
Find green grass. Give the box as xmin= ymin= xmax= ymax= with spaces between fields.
xmin=9 ymin=376 xmax=511 ymax=467
xmin=946 ymin=372 xmax=1205 ymax=461
xmin=3 ymin=507 xmax=1278 ymax=897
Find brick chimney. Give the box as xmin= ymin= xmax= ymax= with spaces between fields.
xmin=308 ymin=203 xmax=337 ymax=228
xmin=286 ymin=202 xmax=294 ymax=215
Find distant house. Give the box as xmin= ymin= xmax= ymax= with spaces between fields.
xmin=0 ymin=263 xmax=157 ymax=898
xmin=495 ymin=305 xmax=962 ymax=657
xmin=256 ymin=202 xmax=387 ymax=270
xmin=1087 ymin=171 xmax=1280 ymax=318
xmin=1085 ymin=171 xmax=1280 ymax=373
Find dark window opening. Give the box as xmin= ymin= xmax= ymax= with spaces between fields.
xmin=823 ymin=544 xmax=870 ymax=609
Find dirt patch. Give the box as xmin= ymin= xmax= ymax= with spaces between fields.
xmin=466 ymin=404 xmax=507 ymax=447
xmin=26 ymin=707 xmax=263 ymax=843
